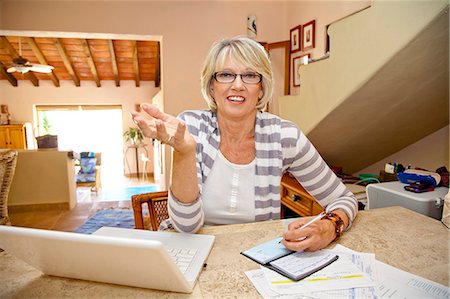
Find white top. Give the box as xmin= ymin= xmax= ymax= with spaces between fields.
xmin=202 ymin=150 xmax=256 ymax=225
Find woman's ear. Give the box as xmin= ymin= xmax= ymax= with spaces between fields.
xmin=259 ymin=89 xmax=264 ymax=99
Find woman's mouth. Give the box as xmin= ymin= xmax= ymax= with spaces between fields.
xmin=227 ymin=96 xmax=245 ymax=103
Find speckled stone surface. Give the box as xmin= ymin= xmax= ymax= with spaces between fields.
xmin=0 ymin=206 xmax=448 ymax=298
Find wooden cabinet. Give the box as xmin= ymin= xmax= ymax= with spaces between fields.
xmin=0 ymin=124 xmax=28 ymax=149
xmin=280 ymin=173 xmax=324 ymax=218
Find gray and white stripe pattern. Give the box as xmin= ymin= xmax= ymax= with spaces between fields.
xmin=167 ymin=110 xmax=358 ymax=233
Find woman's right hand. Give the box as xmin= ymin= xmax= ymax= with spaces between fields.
xmin=131 ymin=103 xmax=196 ymax=155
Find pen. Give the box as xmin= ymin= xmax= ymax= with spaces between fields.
xmin=279 ymin=211 xmax=326 ymax=243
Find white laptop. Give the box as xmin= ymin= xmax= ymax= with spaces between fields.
xmin=0 ymin=225 xmax=215 ymax=293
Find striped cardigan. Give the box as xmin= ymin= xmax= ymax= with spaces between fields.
xmin=166 ymin=110 xmax=358 ymax=233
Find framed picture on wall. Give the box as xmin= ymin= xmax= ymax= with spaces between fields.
xmin=293 ymin=53 xmax=311 ymax=87
xmin=290 ymin=25 xmax=302 ymax=53
xmin=302 ymin=20 xmax=316 ymax=51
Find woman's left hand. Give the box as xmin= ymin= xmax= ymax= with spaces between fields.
xmin=280 ymin=217 xmax=337 ymax=252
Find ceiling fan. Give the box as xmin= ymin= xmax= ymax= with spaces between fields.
xmin=6 ymin=37 xmax=54 ymax=74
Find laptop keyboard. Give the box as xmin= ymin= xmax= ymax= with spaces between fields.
xmin=166 ymin=247 xmax=198 ymax=274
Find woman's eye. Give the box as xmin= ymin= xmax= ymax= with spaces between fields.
xmin=220 ymin=73 xmax=235 ymax=78
xmin=243 ymin=73 xmax=257 ymax=79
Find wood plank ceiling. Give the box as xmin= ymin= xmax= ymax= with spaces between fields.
xmin=0 ymin=36 xmax=160 ymax=87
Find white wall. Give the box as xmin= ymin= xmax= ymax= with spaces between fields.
xmin=9 ymin=150 xmax=77 ymax=210
xmin=1 ymin=1 xmax=288 ymax=115
xmin=357 ymin=125 xmax=449 ymax=175
xmin=281 ymin=0 xmax=449 ymax=175
xmin=287 ymin=1 xmax=370 ymax=95
xmin=1 ymin=0 xmax=290 ymax=186
xmin=1 ymin=0 xmax=384 ymax=186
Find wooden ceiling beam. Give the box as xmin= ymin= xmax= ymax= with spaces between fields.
xmin=155 ymin=41 xmax=161 ymax=88
xmin=54 ymin=38 xmax=80 ymax=87
xmin=131 ymin=40 xmax=140 ymax=87
xmin=0 ymin=61 xmax=18 ymax=86
xmin=0 ymin=36 xmax=160 ymax=86
xmin=25 ymin=37 xmax=60 ymax=87
xmin=107 ymin=40 xmax=120 ymax=87
xmin=0 ymin=36 xmax=39 ymax=86
xmin=81 ymin=39 xmax=101 ymax=87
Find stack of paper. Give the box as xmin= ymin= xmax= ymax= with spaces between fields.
xmin=245 ymin=245 xmax=449 ymax=299
xmin=241 ymin=237 xmax=339 ymax=281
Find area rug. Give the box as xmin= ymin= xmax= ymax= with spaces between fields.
xmin=74 ymin=209 xmax=135 ymax=234
xmin=101 ymin=185 xmax=158 ymax=201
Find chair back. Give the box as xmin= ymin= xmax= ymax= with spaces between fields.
xmin=94 ymin=152 xmax=102 ymax=166
xmin=0 ymin=150 xmax=18 ymax=225
xmin=132 ymin=191 xmax=168 ymax=230
xmin=76 ymin=152 xmax=102 ymax=194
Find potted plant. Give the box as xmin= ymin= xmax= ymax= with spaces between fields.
xmin=123 ymin=127 xmax=144 ymax=146
xmin=36 ymin=113 xmax=58 ymax=149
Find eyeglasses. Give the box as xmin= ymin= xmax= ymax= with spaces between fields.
xmin=213 ymin=71 xmax=262 ymax=84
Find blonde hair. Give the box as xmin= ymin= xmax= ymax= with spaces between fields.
xmin=200 ymin=36 xmax=274 ymax=112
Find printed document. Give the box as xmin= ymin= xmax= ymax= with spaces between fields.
xmin=245 ymin=244 xmax=449 ymax=299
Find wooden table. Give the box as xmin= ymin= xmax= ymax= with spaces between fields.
xmin=1 ymin=206 xmax=448 ymax=298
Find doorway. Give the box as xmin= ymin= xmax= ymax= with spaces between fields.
xmin=35 ymin=105 xmax=127 ymax=189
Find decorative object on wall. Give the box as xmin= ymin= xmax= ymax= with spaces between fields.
xmin=135 ymin=103 xmax=142 ymax=113
xmin=302 ymin=20 xmax=316 ymax=51
xmin=290 ymin=25 xmax=302 ymax=53
xmin=300 ymin=55 xmax=310 ymax=65
xmin=247 ymin=15 xmax=257 ymax=39
xmin=293 ymin=53 xmax=311 ymax=87
xmin=0 ymin=105 xmax=9 ymax=125
xmin=0 ymin=105 xmax=8 ymax=114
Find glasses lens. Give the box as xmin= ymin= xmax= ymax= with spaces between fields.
xmin=214 ymin=72 xmax=262 ymax=84
xmin=215 ymin=72 xmax=235 ymax=83
xmin=241 ymin=72 xmax=262 ymax=84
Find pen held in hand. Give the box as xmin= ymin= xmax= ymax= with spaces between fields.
xmin=279 ymin=211 xmax=326 ymax=243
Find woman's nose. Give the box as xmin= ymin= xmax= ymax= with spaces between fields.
xmin=231 ymin=75 xmax=245 ymax=89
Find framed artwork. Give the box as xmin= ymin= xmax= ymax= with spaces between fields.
xmin=302 ymin=20 xmax=316 ymax=51
xmin=290 ymin=25 xmax=301 ymax=53
xmin=292 ymin=54 xmax=311 ymax=87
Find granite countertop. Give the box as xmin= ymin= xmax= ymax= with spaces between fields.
xmin=0 ymin=206 xmax=448 ymax=298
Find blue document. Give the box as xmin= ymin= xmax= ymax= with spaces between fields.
xmin=241 ymin=237 xmax=293 ymax=264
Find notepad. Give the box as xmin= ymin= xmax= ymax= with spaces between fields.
xmin=241 ymin=237 xmax=338 ymax=281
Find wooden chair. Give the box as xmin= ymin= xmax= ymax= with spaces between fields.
xmin=132 ymin=191 xmax=168 ymax=230
xmin=0 ymin=150 xmax=18 ymax=226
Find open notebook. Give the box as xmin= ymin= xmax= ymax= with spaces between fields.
xmin=0 ymin=225 xmax=215 ymax=293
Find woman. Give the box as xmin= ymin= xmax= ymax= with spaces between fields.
xmin=132 ymin=36 xmax=358 ymax=252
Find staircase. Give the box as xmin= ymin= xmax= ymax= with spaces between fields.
xmin=279 ymin=0 xmax=449 ymax=174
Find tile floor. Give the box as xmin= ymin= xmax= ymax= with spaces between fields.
xmin=9 ymin=176 xmax=154 ymax=232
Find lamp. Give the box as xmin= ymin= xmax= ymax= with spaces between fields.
xmin=300 ymin=55 xmax=309 ymax=65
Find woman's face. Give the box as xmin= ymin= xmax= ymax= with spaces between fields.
xmin=210 ymin=55 xmax=263 ymax=120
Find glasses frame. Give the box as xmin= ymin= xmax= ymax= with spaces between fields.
xmin=213 ymin=72 xmax=262 ymax=84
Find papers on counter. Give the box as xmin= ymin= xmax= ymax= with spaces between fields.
xmin=245 ymin=245 xmax=449 ymax=299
